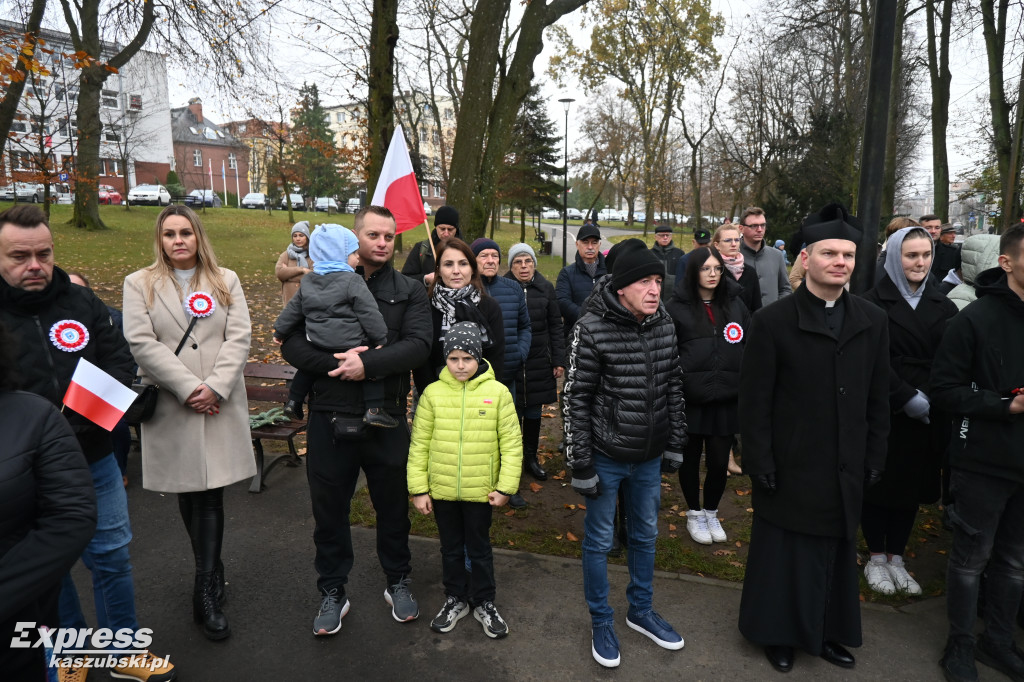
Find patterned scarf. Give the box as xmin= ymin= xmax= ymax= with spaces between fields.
xmin=721 ymin=252 xmax=745 ymax=281
xmin=431 ymin=283 xmax=491 ymax=345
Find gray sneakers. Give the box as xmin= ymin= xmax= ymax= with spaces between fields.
xmin=384 ymin=577 xmax=420 ymax=622
xmin=312 ymin=589 xmax=350 ymax=636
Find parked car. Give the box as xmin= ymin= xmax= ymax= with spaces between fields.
xmin=98 ymin=185 xmax=122 ymax=205
xmin=315 ymin=197 xmax=339 ymax=213
xmin=598 ymin=208 xmax=624 ymax=222
xmin=423 ymin=202 xmax=433 ymax=217
xmin=1 ymin=182 xmax=60 ymax=203
xmin=633 ymin=212 xmax=647 ymax=223
xmin=345 ymin=198 xmax=361 ymax=213
xmin=184 ymin=189 xmax=221 ymax=208
xmin=280 ymin=193 xmax=305 ymax=210
xmin=241 ymin=192 xmax=267 ymax=209
xmin=127 ymin=184 xmax=172 ymax=206
xmin=541 ymin=208 xmax=561 ymax=220
xmin=566 ymin=208 xmax=584 ymax=220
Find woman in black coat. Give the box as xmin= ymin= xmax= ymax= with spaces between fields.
xmin=505 ymin=243 xmax=565 ymax=480
xmin=0 ymin=323 xmax=97 ymax=680
xmin=666 ymin=246 xmax=751 ymax=546
xmin=412 ymin=238 xmax=505 ymax=395
xmin=860 ymin=226 xmax=958 ymax=596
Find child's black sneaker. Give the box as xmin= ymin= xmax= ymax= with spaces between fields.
xmin=365 ymin=407 xmax=399 ymax=428
xmin=473 ymin=601 xmax=509 ymax=639
xmin=430 ymin=596 xmax=469 ymax=633
xmin=283 ymin=400 xmax=304 ymax=421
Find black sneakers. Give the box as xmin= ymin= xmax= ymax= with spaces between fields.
xmin=975 ymin=637 xmax=1024 ymax=681
xmin=430 ymin=596 xmax=469 ymax=633
xmin=473 ymin=601 xmax=509 ymax=639
xmin=941 ymin=637 xmax=978 ymax=682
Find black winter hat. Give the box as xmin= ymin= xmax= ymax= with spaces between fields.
xmin=654 ymin=225 xmax=672 ymax=234
xmin=577 ymin=224 xmax=602 ymax=241
xmin=605 ymin=238 xmax=648 ymax=271
xmin=435 ymin=205 xmax=460 ymax=230
xmin=611 ymin=247 xmax=666 ymax=291
xmin=798 ymin=202 xmax=862 ymax=245
xmin=442 ymin=321 xmax=483 ymax=363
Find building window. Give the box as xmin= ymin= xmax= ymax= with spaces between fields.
xmin=444 ymin=108 xmax=454 ymax=121
xmin=14 ymin=152 xmax=33 ymax=170
xmin=101 ymin=89 xmax=119 ymax=109
xmin=228 ymin=153 xmax=237 ymax=170
xmin=420 ymin=183 xmax=427 ymax=198
xmin=336 ymin=112 xmax=344 ymax=123
xmin=100 ymin=158 xmax=122 ymax=176
xmin=434 ymin=184 xmax=443 ymax=198
xmin=193 ymin=149 xmax=202 ymax=167
xmin=432 ymin=129 xmax=439 ymax=145
xmin=10 ymin=119 xmax=27 ymax=133
xmin=103 ymin=125 xmax=120 ymax=142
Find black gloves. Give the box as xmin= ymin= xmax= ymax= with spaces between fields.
xmin=865 ymin=469 xmax=883 ymax=487
xmin=752 ymin=472 xmax=777 ymax=495
xmin=571 ymin=473 xmax=600 ymax=500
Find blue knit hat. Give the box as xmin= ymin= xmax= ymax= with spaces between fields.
xmin=470 ymin=238 xmax=501 ymax=257
xmin=310 ymin=224 xmax=359 ymax=275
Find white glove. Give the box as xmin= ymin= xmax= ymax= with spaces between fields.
xmin=903 ymin=390 xmax=930 ymax=424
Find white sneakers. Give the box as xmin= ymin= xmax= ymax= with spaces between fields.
xmin=687 ymin=509 xmax=727 ymax=544
xmin=864 ymin=554 xmax=921 ymax=595
xmin=887 ymin=555 xmax=923 ymax=595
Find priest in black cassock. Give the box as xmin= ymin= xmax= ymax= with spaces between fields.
xmin=737 ymin=203 xmax=890 ymax=673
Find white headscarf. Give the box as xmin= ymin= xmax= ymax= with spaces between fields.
xmin=883 ymin=226 xmax=931 ymax=309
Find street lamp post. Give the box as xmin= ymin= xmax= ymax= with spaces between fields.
xmin=558 ymin=97 xmax=575 ymax=267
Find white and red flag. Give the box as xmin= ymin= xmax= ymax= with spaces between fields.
xmin=63 ymin=358 xmax=137 ymax=431
xmin=370 ymin=126 xmax=428 ymax=234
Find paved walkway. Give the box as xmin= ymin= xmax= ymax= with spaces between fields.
xmin=67 ymin=450 xmax=1011 ymax=681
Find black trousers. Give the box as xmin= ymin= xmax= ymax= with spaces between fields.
xmin=306 ymin=410 xmax=412 ymax=595
xmin=433 ymin=499 xmax=496 ymax=606
xmin=177 ymin=487 xmax=224 ymax=576
xmin=861 ymin=501 xmax=918 ymax=556
xmin=679 ymin=434 xmax=732 ymax=511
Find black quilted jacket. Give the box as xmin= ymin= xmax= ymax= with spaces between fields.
xmin=562 ymin=277 xmax=687 ymax=477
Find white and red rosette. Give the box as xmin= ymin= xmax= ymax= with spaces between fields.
xmin=186 ymin=291 xmax=216 ymax=318
xmin=49 ymin=319 xmax=89 ymax=352
xmin=723 ymin=322 xmax=744 ymax=344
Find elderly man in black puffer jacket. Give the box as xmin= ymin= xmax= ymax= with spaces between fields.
xmin=563 ymin=247 xmax=687 ymax=669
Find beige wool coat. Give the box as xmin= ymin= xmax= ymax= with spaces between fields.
xmin=123 ymin=268 xmax=256 ymax=493
xmin=275 ymin=251 xmax=312 ymax=305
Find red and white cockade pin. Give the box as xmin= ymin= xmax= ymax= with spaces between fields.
xmin=186 ymin=291 xmax=216 ymax=318
xmin=49 ymin=319 xmax=89 ymax=352
xmin=724 ymin=322 xmax=744 ymax=344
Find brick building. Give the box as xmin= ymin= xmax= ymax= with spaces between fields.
xmin=170 ymin=98 xmax=250 ymax=198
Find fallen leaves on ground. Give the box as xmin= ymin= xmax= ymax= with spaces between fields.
xmin=735 ymin=541 xmax=743 ymax=548
xmin=504 ymin=510 xmax=515 ymax=517
xmin=668 ymin=524 xmax=677 ymax=531
xmin=566 ymin=532 xmax=579 ymax=542
xmin=713 ymin=549 xmax=736 ymax=556
xmin=729 ymin=561 xmax=743 ymax=568
xmin=552 ymin=470 xmax=566 ymax=480
xmin=564 ymin=504 xmax=576 ymax=510
xmin=529 ymin=482 xmax=543 ymax=493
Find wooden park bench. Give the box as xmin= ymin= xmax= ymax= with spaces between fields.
xmin=244 ymin=362 xmax=305 ymax=493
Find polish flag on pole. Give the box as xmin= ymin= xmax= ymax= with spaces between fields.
xmin=208 ymin=159 xmax=214 ymax=190
xmin=370 ymin=126 xmax=427 ymax=234
xmin=63 ymin=359 xmax=138 ymax=432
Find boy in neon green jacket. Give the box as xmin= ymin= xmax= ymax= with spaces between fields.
xmin=408 ymin=322 xmax=522 ymax=639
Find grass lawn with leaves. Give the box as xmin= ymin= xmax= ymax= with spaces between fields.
xmin=16 ymin=202 xmax=951 ymax=604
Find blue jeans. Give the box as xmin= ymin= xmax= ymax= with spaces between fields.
xmin=582 ymin=454 xmax=661 ymax=625
xmin=59 ymin=453 xmax=139 ymax=633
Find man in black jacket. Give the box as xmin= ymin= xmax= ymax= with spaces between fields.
xmin=650 ymin=225 xmax=684 ymax=299
xmin=933 ymin=224 xmax=1024 ymax=682
xmin=563 ymin=247 xmax=686 ymax=669
xmin=281 ymin=206 xmax=432 ymax=636
xmin=737 ymin=204 xmax=889 ymax=674
xmin=0 ymin=205 xmax=175 ymax=681
xmin=400 ymin=205 xmax=460 ymax=286
xmin=555 ymin=224 xmax=607 ymax=340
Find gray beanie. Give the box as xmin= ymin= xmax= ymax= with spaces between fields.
xmin=507 ymin=242 xmax=536 ymax=267
xmin=442 ymin=322 xmax=483 ymax=363
xmin=291 ymin=221 xmax=310 ymax=238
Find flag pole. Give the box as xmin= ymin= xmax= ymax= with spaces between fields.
xmin=425 ymin=219 xmax=436 ymax=261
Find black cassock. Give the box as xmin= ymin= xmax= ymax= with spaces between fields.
xmin=736 ymin=286 xmax=890 ymax=654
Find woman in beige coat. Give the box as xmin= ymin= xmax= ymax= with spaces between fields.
xmin=123 ymin=205 xmax=254 ymax=641
xmin=276 ymin=221 xmax=313 ymax=304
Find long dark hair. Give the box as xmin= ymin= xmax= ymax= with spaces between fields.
xmin=0 ymin=322 xmax=21 ymax=391
xmin=428 ymin=238 xmax=488 ymax=298
xmin=683 ymin=246 xmax=729 ymax=332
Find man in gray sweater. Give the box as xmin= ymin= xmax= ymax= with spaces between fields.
xmin=738 ymin=207 xmax=792 ymax=306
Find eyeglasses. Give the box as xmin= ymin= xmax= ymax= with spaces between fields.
xmin=699 ymin=266 xmax=724 ymax=274
xmin=742 ymin=223 xmax=767 ymax=230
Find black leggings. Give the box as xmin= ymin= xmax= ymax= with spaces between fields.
xmin=861 ymin=501 xmax=918 ymax=556
xmin=679 ymin=434 xmax=732 ymax=511
xmin=177 ymin=488 xmax=225 ymax=576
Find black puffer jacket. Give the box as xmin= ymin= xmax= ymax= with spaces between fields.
xmin=0 ymin=391 xmax=96 ymax=625
xmin=281 ymin=264 xmax=432 ymax=416
xmin=562 ymin=277 xmax=687 ymax=477
xmin=665 ymin=277 xmax=750 ymax=435
xmin=931 ymin=267 xmax=1024 ymax=483
xmin=0 ymin=268 xmax=134 ymax=463
xmin=505 ymin=271 xmax=565 ymax=407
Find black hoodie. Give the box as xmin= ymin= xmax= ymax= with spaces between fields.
xmin=931 ymin=267 xmax=1024 ymax=482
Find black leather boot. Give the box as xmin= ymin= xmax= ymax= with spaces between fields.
xmin=193 ymin=573 xmax=230 ymax=640
xmin=214 ymin=559 xmax=226 ymax=606
xmin=522 ymin=417 xmax=547 ymax=480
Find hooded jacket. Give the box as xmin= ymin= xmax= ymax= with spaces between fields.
xmin=401 ymin=226 xmax=464 ymax=285
xmin=0 ymin=268 xmax=134 ymax=463
xmin=665 ymin=276 xmax=750 ymax=435
xmin=947 ymin=234 xmax=1001 ymax=311
xmin=562 ymin=277 xmax=687 ymax=478
xmin=931 ymin=267 xmax=1024 ymax=483
xmin=407 ymin=362 xmax=522 ymax=502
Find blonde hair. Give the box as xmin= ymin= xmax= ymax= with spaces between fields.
xmin=884 ymin=217 xmax=919 ymax=240
xmin=713 ymin=224 xmax=741 ymax=244
xmin=142 ymin=205 xmax=233 ymax=307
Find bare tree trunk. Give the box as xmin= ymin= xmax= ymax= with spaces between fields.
xmin=981 ymin=0 xmax=1014 ymax=228
xmin=0 ymin=0 xmax=46 ymax=162
xmin=881 ymin=0 xmax=906 ymax=220
xmin=1001 ymin=56 xmax=1024 ymax=230
xmin=367 ymin=0 xmax=398 ymax=192
xmin=926 ymin=0 xmax=952 ymax=222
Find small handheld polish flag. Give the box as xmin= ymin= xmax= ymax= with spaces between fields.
xmin=63 ymin=358 xmax=138 ymax=431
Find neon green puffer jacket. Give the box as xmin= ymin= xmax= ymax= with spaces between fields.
xmin=407 ymin=363 xmax=523 ymax=502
